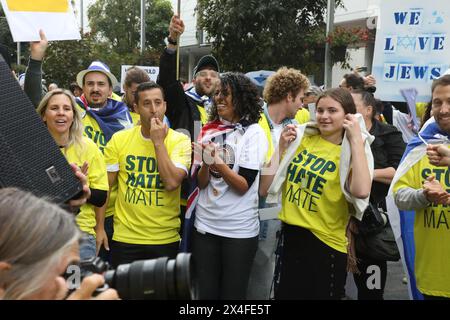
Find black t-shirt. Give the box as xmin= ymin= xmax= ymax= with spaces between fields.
xmin=369 ymin=120 xmax=406 ymax=209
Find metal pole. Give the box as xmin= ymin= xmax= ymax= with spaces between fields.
xmin=324 ymin=0 xmax=335 ymax=89
xmin=80 ymin=0 xmax=84 ymax=34
xmin=140 ymin=0 xmax=146 ymax=55
xmin=17 ymin=42 xmax=20 ymax=65
xmin=176 ymin=0 xmax=181 ymax=80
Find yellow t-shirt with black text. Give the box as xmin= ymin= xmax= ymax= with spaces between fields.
xmin=279 ymin=135 xmax=349 ymax=253
xmin=104 ymin=126 xmax=191 ymax=245
xmin=76 ymin=105 xmax=108 ymax=153
xmin=76 ymin=105 xmax=120 ymax=218
xmin=393 ymin=155 xmax=450 ymax=298
xmin=63 ymin=137 xmax=109 ymax=236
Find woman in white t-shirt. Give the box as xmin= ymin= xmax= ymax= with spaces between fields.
xmin=192 ymin=72 xmax=268 ymax=299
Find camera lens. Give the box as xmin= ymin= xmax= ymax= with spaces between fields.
xmin=104 ymin=253 xmax=196 ymax=300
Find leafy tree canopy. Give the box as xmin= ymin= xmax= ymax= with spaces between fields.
xmin=197 ymin=0 xmax=342 ymax=74
xmin=31 ymin=0 xmax=172 ymax=88
xmin=88 ymin=0 xmax=173 ymax=55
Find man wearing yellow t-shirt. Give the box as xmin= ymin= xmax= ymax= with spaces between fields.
xmin=104 ymin=82 xmax=191 ymax=267
xmin=393 ymin=75 xmax=450 ymax=299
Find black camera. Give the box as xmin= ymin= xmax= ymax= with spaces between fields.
xmin=78 ymin=253 xmax=196 ymax=300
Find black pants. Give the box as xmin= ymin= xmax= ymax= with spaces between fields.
xmin=111 ymin=240 xmax=179 ymax=268
xmin=192 ymin=229 xmax=258 ymax=300
xmin=275 ymin=223 xmax=347 ymax=300
xmin=353 ymin=258 xmax=387 ymax=300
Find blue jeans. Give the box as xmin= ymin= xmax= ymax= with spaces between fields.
xmin=79 ymin=233 xmax=96 ymax=261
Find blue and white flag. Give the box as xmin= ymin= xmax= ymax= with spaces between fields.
xmin=388 ymin=117 xmax=449 ymax=299
xmin=77 ymin=97 xmax=133 ymax=143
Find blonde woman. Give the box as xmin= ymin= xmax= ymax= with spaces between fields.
xmin=0 ymin=188 xmax=118 ymax=300
xmin=37 ymin=89 xmax=109 ymax=260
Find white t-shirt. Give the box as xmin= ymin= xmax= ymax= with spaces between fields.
xmin=271 ymin=122 xmax=283 ymax=149
xmin=195 ymin=124 xmax=268 ymax=238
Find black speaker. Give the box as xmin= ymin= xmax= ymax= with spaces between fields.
xmin=0 ymin=56 xmax=82 ymax=204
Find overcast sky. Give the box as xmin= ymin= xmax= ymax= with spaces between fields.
xmin=72 ymin=0 xmax=95 ymax=32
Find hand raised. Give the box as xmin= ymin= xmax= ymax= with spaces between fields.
xmin=169 ymin=14 xmax=185 ymax=39
xmin=30 ymin=29 xmax=48 ymax=61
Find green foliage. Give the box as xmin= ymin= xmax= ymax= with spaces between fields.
xmin=197 ymin=0 xmax=344 ymax=74
xmin=0 ymin=7 xmax=14 ymax=51
xmin=305 ymin=26 xmax=374 ymax=48
xmin=44 ymin=32 xmax=161 ymax=89
xmin=44 ymin=34 xmax=96 ymax=88
xmin=88 ymin=0 xmax=173 ymax=54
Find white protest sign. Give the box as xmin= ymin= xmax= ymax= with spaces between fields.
xmin=120 ymin=65 xmax=160 ymax=93
xmin=372 ymin=1 xmax=450 ymax=102
xmin=0 ymin=0 xmax=81 ymax=42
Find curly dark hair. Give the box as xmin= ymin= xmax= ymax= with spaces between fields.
xmin=209 ymin=72 xmax=262 ymax=125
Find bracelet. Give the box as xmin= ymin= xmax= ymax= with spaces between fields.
xmin=167 ymin=37 xmax=178 ymax=45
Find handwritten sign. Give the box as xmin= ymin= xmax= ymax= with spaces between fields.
xmin=372 ymin=1 xmax=450 ymax=102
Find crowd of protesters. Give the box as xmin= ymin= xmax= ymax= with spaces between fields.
xmin=1 ymin=13 xmax=450 ymax=301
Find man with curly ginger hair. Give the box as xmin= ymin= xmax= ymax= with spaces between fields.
xmin=247 ymin=67 xmax=310 ymax=299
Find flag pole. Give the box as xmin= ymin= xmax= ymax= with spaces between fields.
xmin=176 ymin=0 xmax=181 ymax=80
xmin=140 ymin=0 xmax=146 ymax=55
xmin=324 ymin=0 xmax=335 ymax=89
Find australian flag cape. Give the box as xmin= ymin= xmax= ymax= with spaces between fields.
xmin=76 ymin=95 xmax=133 ymax=142
xmin=387 ymin=117 xmax=449 ymax=299
xmin=179 ymin=119 xmax=246 ymax=252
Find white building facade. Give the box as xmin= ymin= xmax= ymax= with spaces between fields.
xmin=333 ymin=0 xmax=380 ymax=87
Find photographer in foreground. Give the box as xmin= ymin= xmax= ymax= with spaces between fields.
xmin=0 ymin=188 xmax=118 ymax=300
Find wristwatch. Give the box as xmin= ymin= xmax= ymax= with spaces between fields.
xmin=167 ymin=37 xmax=178 ymax=45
